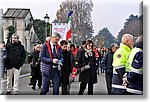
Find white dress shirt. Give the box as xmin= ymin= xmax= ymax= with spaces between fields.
xmin=50 ymin=41 xmax=57 ymax=54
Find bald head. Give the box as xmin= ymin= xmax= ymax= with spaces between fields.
xmin=121 ymin=34 xmax=134 ymax=48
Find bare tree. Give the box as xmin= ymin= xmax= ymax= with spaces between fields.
xmin=56 ymin=0 xmax=93 ymax=37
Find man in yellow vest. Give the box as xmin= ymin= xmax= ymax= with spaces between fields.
xmin=123 ymin=35 xmax=143 ymax=95
xmin=111 ymin=34 xmax=134 ymax=95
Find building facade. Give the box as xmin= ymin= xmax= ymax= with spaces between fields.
xmin=2 ymin=8 xmax=38 ymax=53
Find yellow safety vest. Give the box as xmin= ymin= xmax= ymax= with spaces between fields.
xmin=127 ymin=47 xmax=143 ymax=74
xmin=113 ymin=43 xmax=132 ymax=73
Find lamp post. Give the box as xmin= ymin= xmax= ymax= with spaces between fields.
xmin=44 ymin=14 xmax=49 ymax=37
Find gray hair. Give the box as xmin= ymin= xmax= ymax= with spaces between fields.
xmin=51 ymin=32 xmax=61 ymax=38
xmin=121 ymin=34 xmax=133 ymax=43
xmin=110 ymin=43 xmax=118 ymax=50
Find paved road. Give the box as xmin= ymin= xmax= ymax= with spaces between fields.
xmin=1 ymin=72 xmax=107 ymax=95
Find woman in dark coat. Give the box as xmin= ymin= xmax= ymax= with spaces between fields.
xmin=77 ymin=40 xmax=97 ymax=95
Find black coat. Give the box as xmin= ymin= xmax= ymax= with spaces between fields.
xmin=70 ymin=51 xmax=75 ymax=70
xmin=5 ymin=41 xmax=26 ymax=70
xmin=61 ymin=50 xmax=72 ymax=85
xmin=76 ymin=47 xmax=84 ymax=60
xmin=101 ymin=50 xmax=114 ymax=75
xmin=77 ymin=49 xmax=97 ymax=84
xmin=62 ymin=50 xmax=72 ymax=74
xmin=30 ymin=50 xmax=40 ymax=67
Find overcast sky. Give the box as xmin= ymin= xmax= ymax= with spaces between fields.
xmin=0 ymin=0 xmax=142 ymax=37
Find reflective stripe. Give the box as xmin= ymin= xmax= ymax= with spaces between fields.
xmin=126 ymin=88 xmax=143 ymax=94
xmin=29 ymin=76 xmax=32 ymax=78
xmin=131 ymin=68 xmax=143 ymax=74
xmin=127 ymin=47 xmax=143 ymax=72
xmin=112 ymin=84 xmax=126 ymax=89
xmin=115 ymin=65 xmax=125 ymax=70
xmin=113 ymin=71 xmax=118 ymax=74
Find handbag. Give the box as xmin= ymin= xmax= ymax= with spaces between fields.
xmin=80 ymin=64 xmax=90 ymax=72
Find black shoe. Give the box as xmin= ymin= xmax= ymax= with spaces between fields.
xmin=32 ymin=86 xmax=35 ymax=90
xmin=6 ymin=91 xmax=11 ymax=95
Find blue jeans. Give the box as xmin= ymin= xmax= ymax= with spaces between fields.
xmin=40 ymin=69 xmax=60 ymax=95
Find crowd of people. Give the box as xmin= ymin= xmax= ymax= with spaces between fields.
xmin=0 ymin=32 xmax=143 ymax=95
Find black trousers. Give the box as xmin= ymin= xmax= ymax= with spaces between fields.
xmin=105 ymin=73 xmax=112 ymax=95
xmin=61 ymin=74 xmax=70 ymax=95
xmin=78 ymin=82 xmax=93 ymax=95
xmin=31 ymin=66 xmax=42 ymax=87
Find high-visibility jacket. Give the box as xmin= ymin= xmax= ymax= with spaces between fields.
xmin=112 ymin=43 xmax=132 ymax=94
xmin=126 ymin=47 xmax=143 ymax=95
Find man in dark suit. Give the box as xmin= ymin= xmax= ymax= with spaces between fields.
xmin=40 ymin=32 xmax=63 ymax=95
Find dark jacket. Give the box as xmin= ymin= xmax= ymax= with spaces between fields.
xmin=101 ymin=49 xmax=114 ymax=75
xmin=77 ymin=49 xmax=97 ymax=84
xmin=76 ymin=47 xmax=84 ymax=60
xmin=5 ymin=41 xmax=26 ymax=70
xmin=61 ymin=50 xmax=72 ymax=85
xmin=1 ymin=48 xmax=7 ymax=65
xmin=40 ymin=42 xmax=63 ymax=76
xmin=0 ymin=48 xmax=7 ymax=78
xmin=62 ymin=50 xmax=72 ymax=74
xmin=70 ymin=51 xmax=75 ymax=70
xmin=31 ymin=50 xmax=40 ymax=67
xmin=127 ymin=42 xmax=143 ymax=93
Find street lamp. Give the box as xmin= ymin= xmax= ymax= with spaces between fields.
xmin=44 ymin=14 xmax=49 ymax=37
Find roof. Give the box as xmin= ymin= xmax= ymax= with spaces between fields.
xmin=3 ymin=8 xmax=31 ymax=18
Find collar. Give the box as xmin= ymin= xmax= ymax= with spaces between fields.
xmin=120 ymin=43 xmax=131 ymax=52
xmin=50 ymin=41 xmax=55 ymax=46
